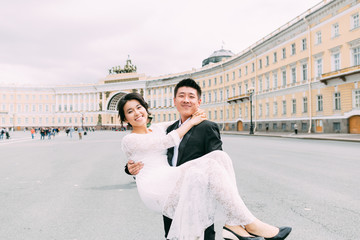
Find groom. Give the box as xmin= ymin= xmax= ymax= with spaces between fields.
xmin=125 ymin=78 xmax=223 ymax=240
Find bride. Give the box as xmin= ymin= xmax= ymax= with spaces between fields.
xmin=119 ymin=93 xmax=291 ymax=240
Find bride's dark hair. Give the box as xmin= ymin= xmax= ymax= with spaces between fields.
xmin=117 ymin=93 xmax=152 ymax=126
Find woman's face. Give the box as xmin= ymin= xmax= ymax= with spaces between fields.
xmin=123 ymin=100 xmax=148 ymax=127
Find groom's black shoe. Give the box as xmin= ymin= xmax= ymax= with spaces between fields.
xmin=248 ymin=227 xmax=292 ymax=240
xmin=223 ymin=226 xmax=264 ymax=240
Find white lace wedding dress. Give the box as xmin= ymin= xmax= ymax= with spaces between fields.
xmin=121 ymin=123 xmax=255 ymax=240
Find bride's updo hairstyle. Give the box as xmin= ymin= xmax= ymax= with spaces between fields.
xmin=117 ymin=93 xmax=152 ymax=126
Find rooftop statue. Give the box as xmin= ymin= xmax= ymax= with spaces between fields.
xmin=108 ymin=56 xmax=137 ymax=75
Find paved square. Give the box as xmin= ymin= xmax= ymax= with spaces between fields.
xmin=1 ymin=131 xmax=359 ymax=239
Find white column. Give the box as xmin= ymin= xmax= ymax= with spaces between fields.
xmin=72 ymin=93 xmax=75 ymax=112
xmin=82 ymin=93 xmax=86 ymax=111
xmin=102 ymin=92 xmax=105 ymax=111
xmin=66 ymin=94 xmax=70 ymax=112
xmin=88 ymin=93 xmax=91 ymax=111
xmin=55 ymin=94 xmax=58 ymax=112
xmin=78 ymin=93 xmax=81 ymax=111
xmin=61 ymin=94 xmax=64 ymax=112
xmin=96 ymin=92 xmax=99 ymax=111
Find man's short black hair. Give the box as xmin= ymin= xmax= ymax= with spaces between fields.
xmin=174 ymin=78 xmax=202 ymax=98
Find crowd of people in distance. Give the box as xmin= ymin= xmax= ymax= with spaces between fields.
xmin=65 ymin=126 xmax=95 ymax=140
xmin=36 ymin=127 xmax=59 ymax=140
xmin=0 ymin=127 xmax=97 ymax=141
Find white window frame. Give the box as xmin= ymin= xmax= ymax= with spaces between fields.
xmin=317 ymin=95 xmax=323 ymax=111
xmin=353 ymin=89 xmax=360 ymax=108
xmin=282 ymin=70 xmax=287 ymax=86
xmin=303 ymin=97 xmax=308 ymax=113
xmin=291 ymin=67 xmax=296 ymax=83
xmin=265 ymin=103 xmax=269 ymax=116
xmin=273 ymin=52 xmax=277 ymax=63
xmin=334 ymin=92 xmax=341 ymax=110
xmin=302 ymin=38 xmax=307 ymax=51
xmin=332 ymin=52 xmax=341 ymax=71
xmin=291 ymin=43 xmax=296 ymax=55
xmin=351 ymin=13 xmax=359 ymax=29
xmin=273 ymin=102 xmax=278 ymax=116
xmin=282 ymin=48 xmax=286 ymax=59
xmin=258 ymin=104 xmax=262 ymax=117
xmin=316 ymin=31 xmax=322 ymax=45
xmin=302 ymin=63 xmax=308 ymax=81
xmin=273 ymin=72 xmax=278 ymax=88
xmin=352 ymin=46 xmax=360 ymax=66
xmin=316 ymin=58 xmax=323 ymax=77
xmin=332 ymin=23 xmax=339 ymax=38
xmin=265 ymin=75 xmax=270 ymax=90
xmin=292 ymin=99 xmax=296 ymax=114
xmin=282 ymin=100 xmax=287 ymax=115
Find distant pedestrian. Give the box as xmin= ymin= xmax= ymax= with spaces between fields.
xmin=40 ymin=128 xmax=45 ymax=140
xmin=0 ymin=128 xmax=4 ymax=139
xmin=30 ymin=128 xmax=35 ymax=139
xmin=78 ymin=127 xmax=83 ymax=140
xmin=5 ymin=128 xmax=10 ymax=139
xmin=69 ymin=126 xmax=74 ymax=138
xmin=294 ymin=124 xmax=298 ymax=135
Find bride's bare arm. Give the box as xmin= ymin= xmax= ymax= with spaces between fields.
xmin=175 ymin=111 xmax=207 ymax=139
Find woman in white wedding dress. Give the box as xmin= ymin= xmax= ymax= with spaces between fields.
xmin=119 ymin=93 xmax=291 ymax=240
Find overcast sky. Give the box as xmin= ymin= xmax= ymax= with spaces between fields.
xmin=0 ymin=0 xmax=322 ymax=86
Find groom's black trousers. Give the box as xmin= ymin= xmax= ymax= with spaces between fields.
xmin=163 ymin=215 xmax=216 ymax=240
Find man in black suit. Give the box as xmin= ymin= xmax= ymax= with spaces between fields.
xmin=125 ymin=78 xmax=222 ymax=240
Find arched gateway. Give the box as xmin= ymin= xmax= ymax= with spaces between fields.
xmin=107 ymin=92 xmax=127 ymax=112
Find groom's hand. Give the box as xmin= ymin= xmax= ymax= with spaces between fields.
xmin=127 ymin=160 xmax=144 ymax=175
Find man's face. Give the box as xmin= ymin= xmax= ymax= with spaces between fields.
xmin=174 ymin=86 xmax=201 ymax=121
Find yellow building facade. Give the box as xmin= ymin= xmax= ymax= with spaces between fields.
xmin=1 ymin=0 xmax=360 ymax=133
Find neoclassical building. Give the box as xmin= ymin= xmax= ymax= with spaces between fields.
xmin=1 ymin=0 xmax=360 ymax=133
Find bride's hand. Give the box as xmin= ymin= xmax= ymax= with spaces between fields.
xmin=190 ymin=109 xmax=207 ymax=126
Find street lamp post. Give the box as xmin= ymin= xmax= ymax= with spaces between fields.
xmin=81 ymin=112 xmax=84 ymax=130
xmin=248 ymin=88 xmax=254 ymax=135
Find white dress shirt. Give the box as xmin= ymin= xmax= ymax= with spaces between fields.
xmin=171 ymin=117 xmax=190 ymax=167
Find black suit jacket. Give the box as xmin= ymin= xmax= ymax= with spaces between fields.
xmin=166 ymin=120 xmax=222 ymax=166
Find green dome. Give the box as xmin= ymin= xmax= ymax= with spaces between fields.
xmin=202 ymin=49 xmax=234 ymax=67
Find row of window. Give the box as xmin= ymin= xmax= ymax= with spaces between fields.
xmin=200 ymin=48 xmax=360 ymax=103
xmin=242 ymin=90 xmax=359 ymax=119
xmin=1 ymin=94 xmax=55 ymax=101
xmin=1 ymin=116 xmax=94 ymax=125
xmin=147 ymin=86 xmax=174 ymax=96
xmin=146 ymin=89 xmax=360 ymax=122
xmin=0 ymin=93 xmax=98 ymax=102
xmin=244 ymin=122 xmax=341 ymax=132
xmin=194 ymin=13 xmax=360 ymax=90
xmin=194 ymin=47 xmax=358 ymax=99
xmin=1 ymin=104 xmax=55 ymax=113
xmin=1 ymin=103 xmax=101 ymax=113
xmin=58 ymin=104 xmax=97 ymax=112
xmin=1 ymin=103 xmax=99 ymax=113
